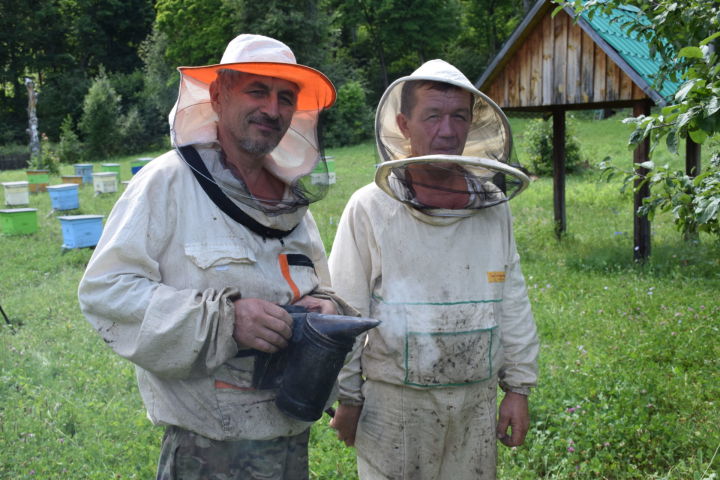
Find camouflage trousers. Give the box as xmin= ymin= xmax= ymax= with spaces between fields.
xmin=156 ymin=426 xmax=310 ymax=480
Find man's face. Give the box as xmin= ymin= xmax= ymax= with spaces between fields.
xmin=396 ymin=85 xmax=473 ymax=157
xmin=212 ymin=73 xmax=299 ymax=156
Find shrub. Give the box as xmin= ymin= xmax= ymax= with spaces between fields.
xmin=636 ymin=154 xmax=720 ymax=242
xmin=524 ymin=116 xmax=584 ymax=176
xmin=79 ymin=70 xmax=121 ymax=160
xmin=323 ymin=80 xmax=374 ymax=148
xmin=118 ymin=107 xmax=153 ymax=154
xmin=27 ymin=133 xmax=60 ymax=175
xmin=56 ymin=115 xmax=84 ymax=164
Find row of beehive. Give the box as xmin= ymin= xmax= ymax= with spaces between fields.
xmin=1 ymin=158 xmax=152 ymax=249
xmin=24 ymin=158 xmax=152 ymax=194
xmin=0 ymin=208 xmax=104 ymax=249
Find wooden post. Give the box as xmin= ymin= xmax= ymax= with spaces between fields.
xmin=552 ymin=109 xmax=566 ymax=237
xmin=686 ymin=138 xmax=701 ymax=177
xmin=633 ymin=101 xmax=651 ymax=261
xmin=25 ymin=77 xmax=40 ymax=160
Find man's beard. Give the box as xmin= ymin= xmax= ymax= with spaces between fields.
xmin=238 ymin=114 xmax=284 ymax=155
xmin=239 ymin=137 xmax=277 ymax=155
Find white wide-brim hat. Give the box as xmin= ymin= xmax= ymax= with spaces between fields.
xmin=179 ymin=34 xmax=335 ymax=111
xmin=169 ymin=34 xmax=337 ymax=189
xmin=373 ymin=59 xmax=529 ymax=221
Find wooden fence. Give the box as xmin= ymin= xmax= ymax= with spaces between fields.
xmin=0 ymin=153 xmax=30 ymax=171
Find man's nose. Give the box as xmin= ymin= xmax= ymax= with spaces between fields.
xmin=437 ymin=115 xmax=454 ymax=136
xmin=260 ymin=94 xmax=280 ymax=118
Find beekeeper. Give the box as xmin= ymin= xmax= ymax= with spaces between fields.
xmin=328 ymin=59 xmax=540 ymax=479
xmin=78 ymin=34 xmax=355 ymax=480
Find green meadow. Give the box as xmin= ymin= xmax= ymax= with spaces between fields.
xmin=1 ymin=115 xmax=718 ymax=479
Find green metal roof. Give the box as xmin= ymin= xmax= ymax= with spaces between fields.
xmin=580 ymin=5 xmax=681 ymax=101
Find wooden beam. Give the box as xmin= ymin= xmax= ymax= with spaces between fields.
xmin=580 ymin=30 xmax=595 ymax=103
xmin=553 ymin=12 xmax=568 ymax=104
xmin=567 ymin=20 xmax=582 ymax=104
xmin=633 ymin=101 xmax=652 ymax=261
xmin=552 ymin=109 xmax=567 ymax=237
xmin=530 ymin=26 xmax=543 ymax=106
xmin=476 ymin=0 xmax=551 ymax=89
xmin=593 ymin=43 xmax=606 ymax=103
xmin=542 ymin=13 xmax=554 ymax=105
xmin=519 ymin=43 xmax=531 ymax=106
xmin=686 ymin=138 xmax=701 ymax=176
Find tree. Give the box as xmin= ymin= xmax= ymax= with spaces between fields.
xmin=323 ymin=80 xmax=374 ymax=147
xmin=58 ymin=0 xmax=154 ymax=74
xmin=78 ymin=70 xmax=121 ymax=160
xmin=448 ymin=0 xmax=528 ymax=84
xmin=564 ymin=0 xmax=720 ymax=241
xmin=233 ymin=0 xmax=333 ymax=70
xmin=155 ymin=0 xmax=236 ymax=67
xmin=330 ymin=0 xmax=463 ymax=92
xmin=0 ymin=1 xmax=67 ymax=143
xmin=0 ymin=0 xmax=154 ymax=143
xmin=137 ymin=27 xmax=178 ymax=142
xmin=56 ymin=115 xmax=83 ymax=164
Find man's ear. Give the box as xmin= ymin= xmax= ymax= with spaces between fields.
xmin=209 ymin=80 xmax=221 ymax=113
xmin=396 ymin=113 xmax=410 ymax=139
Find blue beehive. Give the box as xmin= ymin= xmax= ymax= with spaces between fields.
xmin=74 ymin=164 xmax=94 ymax=184
xmin=47 ymin=184 xmax=80 ymax=211
xmin=58 ymin=215 xmax=104 ymax=249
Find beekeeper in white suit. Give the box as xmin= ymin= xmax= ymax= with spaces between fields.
xmin=328 ymin=59 xmax=540 ymax=479
xmin=79 ymin=34 xmax=356 ymax=479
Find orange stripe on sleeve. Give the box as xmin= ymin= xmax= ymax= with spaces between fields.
xmin=214 ymin=380 xmax=255 ymax=391
xmin=278 ymin=254 xmax=301 ymax=302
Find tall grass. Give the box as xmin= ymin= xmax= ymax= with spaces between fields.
xmin=1 ymin=117 xmax=718 ymax=479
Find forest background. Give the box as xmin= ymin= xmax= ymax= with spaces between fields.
xmin=0 ymin=0 xmax=534 ymax=156
xmin=2 ymin=0 xmax=720 ymax=478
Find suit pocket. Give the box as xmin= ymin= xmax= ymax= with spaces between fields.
xmin=404 ymin=326 xmax=497 ymax=387
xmin=184 ymin=242 xmax=256 ymax=269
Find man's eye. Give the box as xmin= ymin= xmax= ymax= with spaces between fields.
xmin=280 ymin=96 xmax=297 ymax=107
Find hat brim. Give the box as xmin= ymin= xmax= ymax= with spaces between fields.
xmin=179 ymin=62 xmax=336 ymax=111
xmin=375 ymin=155 xmax=530 ymax=201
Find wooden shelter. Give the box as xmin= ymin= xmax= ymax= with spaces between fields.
xmin=476 ymin=0 xmax=697 ymax=260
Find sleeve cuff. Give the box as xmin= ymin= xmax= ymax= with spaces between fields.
xmin=499 ymin=381 xmax=532 ymax=396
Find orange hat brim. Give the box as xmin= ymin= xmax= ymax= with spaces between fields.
xmin=179 ymin=62 xmax=336 ymax=111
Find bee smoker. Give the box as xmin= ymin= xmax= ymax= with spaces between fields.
xmin=250 ymin=305 xmax=380 ymax=422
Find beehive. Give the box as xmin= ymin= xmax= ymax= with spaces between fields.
xmin=101 ymin=163 xmax=122 ymax=181
xmin=47 ymin=183 xmax=80 ymax=210
xmin=73 ymin=164 xmax=93 ymax=184
xmin=58 ymin=215 xmax=104 ymax=249
xmin=92 ymin=172 xmax=118 ymax=193
xmin=0 ymin=208 xmax=38 ymax=235
xmin=26 ymin=170 xmax=49 ymax=193
xmin=2 ymin=181 xmax=29 ymax=206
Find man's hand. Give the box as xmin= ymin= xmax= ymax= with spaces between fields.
xmin=293 ymin=295 xmax=337 ymax=314
xmin=496 ymin=391 xmax=530 ymax=447
xmin=232 ymin=298 xmax=293 ymax=353
xmin=329 ymin=403 xmax=362 ymax=447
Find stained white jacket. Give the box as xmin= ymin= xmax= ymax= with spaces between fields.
xmin=78 ymin=146 xmax=348 ymax=440
xmin=329 ymin=183 xmax=539 ymax=403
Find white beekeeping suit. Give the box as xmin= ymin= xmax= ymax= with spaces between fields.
xmin=329 ymin=59 xmax=539 ymax=479
xmin=78 ymin=34 xmax=352 ymax=444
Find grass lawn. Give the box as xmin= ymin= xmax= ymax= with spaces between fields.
xmin=1 ymin=115 xmax=718 ymax=479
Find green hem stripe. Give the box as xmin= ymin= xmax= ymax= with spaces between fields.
xmin=372 ymin=294 xmax=501 ymax=306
